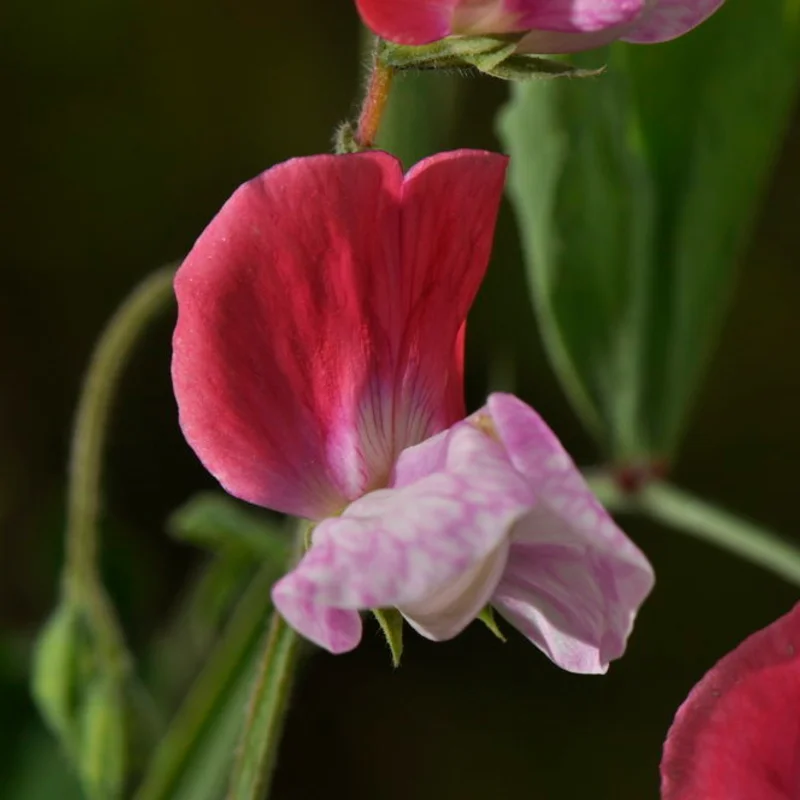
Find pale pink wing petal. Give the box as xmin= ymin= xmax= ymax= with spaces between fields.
xmin=508 ymin=0 xmax=645 ymax=33
xmin=661 ymin=603 xmax=800 ymax=800
xmin=172 ymin=150 xmax=505 ymax=521
xmin=486 ymin=393 xmax=654 ymax=673
xmin=623 ymin=0 xmax=725 ymax=43
xmin=272 ymin=425 xmax=534 ymax=652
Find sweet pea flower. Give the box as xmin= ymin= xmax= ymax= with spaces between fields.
xmin=356 ymin=0 xmax=726 ymax=53
xmin=172 ymin=149 xmax=654 ymax=672
xmin=661 ymin=603 xmax=800 ymax=799
xmin=274 ymin=393 xmax=654 ymax=671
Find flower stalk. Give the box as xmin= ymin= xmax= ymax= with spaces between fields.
xmin=355 ymin=40 xmax=395 ymax=149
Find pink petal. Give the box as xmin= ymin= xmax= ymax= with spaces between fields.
xmin=356 ymin=0 xmax=645 ymax=44
xmin=172 ymin=150 xmax=506 ymax=520
xmin=272 ymin=424 xmax=533 ymax=652
xmin=355 ymin=0 xmax=457 ymax=45
xmin=661 ymin=603 xmax=800 ymax=800
xmin=623 ymin=0 xmax=725 ymax=43
xmin=484 ymin=393 xmax=654 ymax=673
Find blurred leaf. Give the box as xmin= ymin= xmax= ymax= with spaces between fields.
xmin=373 ymin=608 xmax=404 ymax=667
xmin=498 ymin=3 xmax=800 ymax=461
xmin=31 ymin=600 xmax=136 ymax=800
xmin=79 ymin=677 xmax=126 ymax=800
xmin=168 ymin=492 xmax=290 ymax=564
xmin=136 ymin=563 xmax=277 ymax=800
xmin=32 ymin=603 xmax=88 ymax=752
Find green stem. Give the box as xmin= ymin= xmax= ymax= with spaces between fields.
xmin=64 ymin=266 xmax=176 ymax=670
xmin=639 ymin=481 xmax=800 ymax=587
xmin=135 ymin=561 xmax=279 ymax=800
xmin=226 ymin=611 xmax=301 ymax=800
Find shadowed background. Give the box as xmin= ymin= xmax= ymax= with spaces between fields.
xmin=1 ymin=1 xmax=798 ymax=797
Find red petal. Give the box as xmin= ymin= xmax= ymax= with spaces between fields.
xmin=172 ymin=150 xmax=506 ymax=519
xmin=355 ymin=0 xmax=456 ymax=45
xmin=661 ymin=603 xmax=800 ymax=800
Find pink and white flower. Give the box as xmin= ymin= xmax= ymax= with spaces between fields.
xmin=355 ymin=0 xmax=726 ymax=53
xmin=172 ymin=149 xmax=654 ymax=672
xmin=661 ymin=603 xmax=800 ymax=799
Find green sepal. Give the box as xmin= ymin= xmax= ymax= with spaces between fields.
xmin=372 ymin=609 xmax=404 ymax=668
xmin=477 ymin=606 xmax=506 ymax=642
xmin=382 ymin=35 xmax=518 ymax=71
xmin=474 ymin=54 xmax=604 ymax=82
xmin=382 ymin=36 xmax=601 ymax=82
xmin=168 ymin=492 xmax=289 ymax=565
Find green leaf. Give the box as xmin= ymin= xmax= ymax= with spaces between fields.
xmin=498 ymin=48 xmax=654 ymax=459
xmin=372 ymin=608 xmax=404 ymax=667
xmin=168 ymin=493 xmax=290 ymax=565
xmin=499 ymin=3 xmax=800 ymax=460
xmin=476 ymin=607 xmax=506 ymax=642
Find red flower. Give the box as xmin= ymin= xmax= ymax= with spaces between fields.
xmin=172 ymin=150 xmax=507 ymax=520
xmin=661 ymin=602 xmax=800 ymax=800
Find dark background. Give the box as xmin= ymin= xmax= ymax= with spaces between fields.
xmin=1 ymin=1 xmax=798 ymax=797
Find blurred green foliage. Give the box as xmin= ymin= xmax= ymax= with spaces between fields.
xmin=2 ymin=1 xmax=800 ymax=798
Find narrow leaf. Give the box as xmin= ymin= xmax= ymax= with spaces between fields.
xmin=168 ymin=493 xmax=290 ymax=565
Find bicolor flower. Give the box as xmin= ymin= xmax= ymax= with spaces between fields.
xmin=274 ymin=392 xmax=654 ymax=672
xmin=355 ymin=0 xmax=726 ymax=53
xmin=661 ymin=602 xmax=800 ymax=799
xmin=172 ymin=148 xmax=654 ymax=673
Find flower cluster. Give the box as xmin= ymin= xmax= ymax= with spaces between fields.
xmin=172 ymin=1 xmax=728 ymax=676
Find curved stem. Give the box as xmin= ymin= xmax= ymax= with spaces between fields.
xmin=135 ymin=561 xmax=280 ymax=800
xmin=226 ymin=612 xmax=301 ymax=800
xmin=355 ymin=39 xmax=395 ymax=149
xmin=65 ymin=266 xmax=176 ymax=669
xmin=226 ymin=527 xmax=306 ymax=800
xmin=640 ymin=481 xmax=800 ymax=588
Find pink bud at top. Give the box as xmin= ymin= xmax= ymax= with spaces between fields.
xmin=355 ymin=0 xmax=726 ymax=53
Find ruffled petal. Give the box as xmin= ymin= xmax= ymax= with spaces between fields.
xmin=484 ymin=393 xmax=654 ymax=673
xmin=661 ymin=603 xmax=800 ymax=800
xmin=623 ymin=0 xmax=725 ymax=43
xmin=172 ymin=150 xmax=506 ymax=520
xmin=272 ymin=424 xmax=533 ymax=652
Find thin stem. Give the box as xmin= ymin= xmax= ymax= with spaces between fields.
xmin=355 ymin=40 xmax=395 ymax=149
xmin=226 ymin=528 xmax=306 ymax=800
xmin=135 ymin=561 xmax=280 ymax=800
xmin=64 ymin=266 xmax=176 ymax=669
xmin=641 ymin=481 xmax=800 ymax=587
xmin=226 ymin=612 xmax=301 ymax=800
